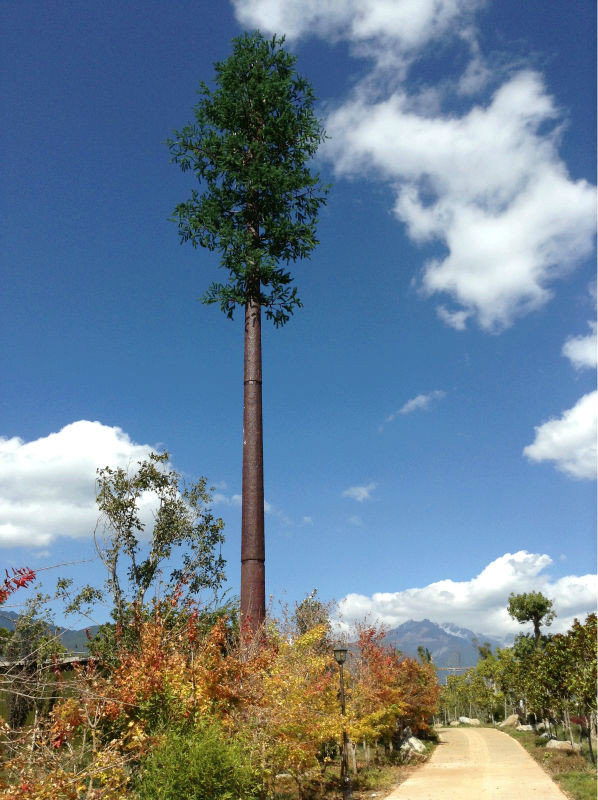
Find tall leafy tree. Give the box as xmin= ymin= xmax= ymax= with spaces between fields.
xmin=60 ymin=452 xmax=226 ymax=634
xmin=508 ymin=591 xmax=555 ymax=644
xmin=168 ymin=32 xmax=328 ymax=632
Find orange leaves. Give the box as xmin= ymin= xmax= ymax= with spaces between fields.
xmin=0 ymin=597 xmax=441 ymax=797
xmin=235 ymin=624 xmax=341 ymax=784
xmin=346 ymin=625 xmax=439 ymax=741
xmin=50 ymin=698 xmax=84 ymax=748
xmin=394 ymin=656 xmax=439 ymax=733
xmin=93 ymin=606 xmax=263 ymax=731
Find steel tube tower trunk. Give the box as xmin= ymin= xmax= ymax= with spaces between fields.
xmin=240 ymin=296 xmax=265 ymax=634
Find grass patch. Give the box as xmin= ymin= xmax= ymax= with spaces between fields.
xmin=273 ymin=740 xmax=436 ymax=799
xmin=501 ymin=728 xmax=596 ymax=800
xmin=557 ymin=772 xmax=597 ymax=800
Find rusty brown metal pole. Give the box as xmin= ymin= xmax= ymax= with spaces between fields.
xmin=240 ymin=294 xmax=265 ymax=635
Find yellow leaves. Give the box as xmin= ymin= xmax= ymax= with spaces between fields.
xmin=235 ymin=623 xmax=341 ymax=782
xmin=0 ymin=602 xmax=441 ymax=798
xmin=91 ymin=748 xmax=130 ymax=797
xmin=343 ymin=626 xmax=440 ymax=742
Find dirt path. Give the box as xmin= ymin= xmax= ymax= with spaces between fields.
xmin=385 ymin=727 xmax=569 ymax=799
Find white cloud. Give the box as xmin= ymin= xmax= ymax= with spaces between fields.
xmin=0 ymin=421 xmax=157 ymax=548
xmin=213 ymin=492 xmax=273 ymax=514
xmin=347 ymin=515 xmax=363 ymax=527
xmin=204 ymin=490 xmax=242 ymax=508
xmin=562 ymin=322 xmax=597 ymax=370
xmin=337 ymin=551 xmax=597 ymax=638
xmin=342 ymin=482 xmax=376 ymax=502
xmin=386 ymin=390 xmax=446 ymax=422
xmin=234 ymin=3 xmax=596 ymax=332
xmin=436 ymin=306 xmax=471 ymax=331
xmin=523 ymin=391 xmax=597 ymax=480
xmin=213 ymin=491 xmax=294 ymax=524
xmin=232 ymin=0 xmax=483 ymax=60
xmin=326 ymin=72 xmax=596 ymax=330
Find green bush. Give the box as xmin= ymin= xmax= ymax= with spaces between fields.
xmin=135 ymin=723 xmax=260 ymax=800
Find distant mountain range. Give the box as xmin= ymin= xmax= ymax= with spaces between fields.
xmin=384 ymin=619 xmax=507 ymax=669
xmin=0 ymin=609 xmax=101 ymax=653
xmin=1 ymin=609 xmax=506 ymax=668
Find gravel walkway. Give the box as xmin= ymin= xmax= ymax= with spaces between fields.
xmin=384 ymin=727 xmax=569 ymax=799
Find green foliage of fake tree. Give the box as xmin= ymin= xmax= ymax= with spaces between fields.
xmin=167 ymin=30 xmax=329 ymax=326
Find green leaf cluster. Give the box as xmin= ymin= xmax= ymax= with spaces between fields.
xmin=62 ymin=452 xmax=226 ymax=628
xmin=167 ymin=31 xmax=329 ymax=326
xmin=135 ymin=722 xmax=260 ymax=800
xmin=508 ymin=591 xmax=555 ymax=643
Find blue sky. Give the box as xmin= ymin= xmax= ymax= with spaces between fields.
xmin=1 ymin=0 xmax=596 ymax=638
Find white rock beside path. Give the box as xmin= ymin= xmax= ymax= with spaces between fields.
xmin=400 ymin=736 xmax=426 ymax=757
xmin=499 ymin=714 xmax=520 ymax=728
xmin=406 ymin=736 xmax=426 ymax=754
xmin=545 ymin=739 xmax=581 ymax=753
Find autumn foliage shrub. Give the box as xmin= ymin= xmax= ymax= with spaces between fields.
xmin=0 ymin=590 xmax=440 ymax=799
xmin=346 ymin=625 xmax=439 ymax=746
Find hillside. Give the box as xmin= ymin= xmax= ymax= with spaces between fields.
xmin=0 ymin=609 xmax=506 ymax=665
xmin=384 ymin=619 xmax=506 ymax=668
xmin=0 ymin=609 xmax=100 ymax=653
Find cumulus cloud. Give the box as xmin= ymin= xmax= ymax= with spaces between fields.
xmin=235 ymin=4 xmax=596 ymax=332
xmin=436 ymin=306 xmax=471 ymax=331
xmin=232 ymin=0 xmax=483 ymax=61
xmin=562 ymin=322 xmax=597 ymax=370
xmin=342 ymin=482 xmax=376 ymax=502
xmin=326 ymin=72 xmax=596 ymax=330
xmin=213 ymin=493 xmax=276 ymax=516
xmin=523 ymin=391 xmax=597 ymax=480
xmin=212 ymin=491 xmax=295 ymax=526
xmin=386 ymin=390 xmax=446 ymax=422
xmin=347 ymin=515 xmax=364 ymax=527
xmin=212 ymin=492 xmax=242 ymax=506
xmin=337 ymin=551 xmax=597 ymax=638
xmin=0 ymin=421 xmax=156 ymax=548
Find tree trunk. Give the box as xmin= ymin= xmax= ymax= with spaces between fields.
xmin=240 ymin=296 xmax=266 ymax=635
xmin=587 ymin=711 xmax=596 ymax=764
xmin=565 ymin=706 xmax=574 ymax=746
xmin=348 ymin=739 xmax=357 ymax=775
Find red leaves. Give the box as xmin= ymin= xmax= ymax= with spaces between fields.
xmin=349 ymin=624 xmax=440 ymax=739
xmin=0 ymin=567 xmax=36 ymax=604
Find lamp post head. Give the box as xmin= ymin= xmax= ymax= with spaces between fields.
xmin=333 ymin=644 xmax=348 ymax=665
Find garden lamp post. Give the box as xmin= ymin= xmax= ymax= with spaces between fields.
xmin=333 ymin=644 xmax=353 ymax=800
